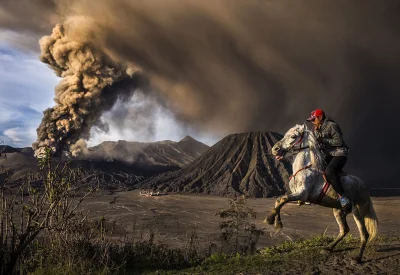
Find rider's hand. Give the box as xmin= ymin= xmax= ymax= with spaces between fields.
xmin=275 ymin=156 xmax=283 ymax=161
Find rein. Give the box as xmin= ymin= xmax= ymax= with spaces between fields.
xmin=286 ymin=131 xmax=310 ymax=153
xmin=289 ymin=164 xmax=312 ymax=181
xmin=292 ymin=146 xmax=310 ymax=151
xmin=288 ymin=164 xmax=330 ymax=204
xmin=286 ymin=130 xmax=330 ymax=204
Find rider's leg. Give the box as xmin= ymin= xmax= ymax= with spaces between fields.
xmin=326 ymin=156 xmax=350 ymax=209
xmin=324 ymin=155 xmax=333 ymax=169
xmin=325 ymin=156 xmax=347 ymax=195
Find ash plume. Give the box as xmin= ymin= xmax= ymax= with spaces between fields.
xmin=1 ymin=0 xmax=400 ymax=187
xmin=32 ymin=22 xmax=144 ymax=157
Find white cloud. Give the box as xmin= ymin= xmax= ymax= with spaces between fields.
xmin=0 ymin=104 xmax=14 ymax=124
xmin=0 ymin=30 xmax=41 ymax=53
xmin=3 ymin=127 xmax=34 ymax=144
xmin=87 ymin=102 xmax=190 ymax=146
xmin=4 ymin=128 xmax=23 ymax=142
xmin=0 ymin=46 xmax=59 ymax=112
xmin=88 ymin=112 xmax=219 ymax=146
xmin=87 ymin=93 xmax=219 ymax=147
xmin=0 ymin=44 xmax=59 ymax=147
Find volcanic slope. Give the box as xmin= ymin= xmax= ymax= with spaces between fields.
xmin=0 ymin=136 xmax=209 ymax=190
xmin=140 ymin=132 xmax=291 ymax=198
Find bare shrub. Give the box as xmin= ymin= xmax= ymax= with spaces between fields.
xmin=0 ymin=148 xmax=94 ymax=274
xmin=216 ymin=195 xmax=264 ymax=254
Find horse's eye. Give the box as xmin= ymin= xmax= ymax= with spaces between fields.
xmin=290 ymin=135 xmax=297 ymax=139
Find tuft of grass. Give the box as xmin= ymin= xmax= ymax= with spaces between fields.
xmin=260 ymin=235 xmax=334 ymax=256
xmin=150 ymin=234 xmax=374 ymax=275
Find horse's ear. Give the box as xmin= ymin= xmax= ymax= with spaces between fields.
xmin=303 ymin=123 xmax=308 ymax=131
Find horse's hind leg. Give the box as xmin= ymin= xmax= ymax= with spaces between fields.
xmin=352 ymin=208 xmax=370 ymax=264
xmin=321 ymin=208 xmax=349 ymax=254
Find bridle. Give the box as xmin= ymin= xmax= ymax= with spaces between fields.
xmin=284 ymin=130 xmax=310 ymax=154
xmin=284 ymin=130 xmax=313 ymax=182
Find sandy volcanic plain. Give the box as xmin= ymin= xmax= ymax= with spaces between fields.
xmin=78 ymin=192 xmax=400 ymax=273
xmin=82 ymin=191 xmax=400 ymax=247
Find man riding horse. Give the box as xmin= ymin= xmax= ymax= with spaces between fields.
xmin=306 ymin=109 xmax=351 ymax=210
xmin=268 ymin=123 xmax=377 ymax=264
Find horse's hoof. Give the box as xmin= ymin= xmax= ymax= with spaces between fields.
xmin=264 ymin=215 xmax=275 ymax=225
xmin=351 ymin=256 xmax=362 ymax=265
xmin=274 ymin=221 xmax=283 ymax=231
xmin=320 ymin=247 xmax=332 ymax=255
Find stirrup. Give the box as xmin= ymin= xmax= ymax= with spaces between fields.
xmin=338 ymin=196 xmax=350 ymax=208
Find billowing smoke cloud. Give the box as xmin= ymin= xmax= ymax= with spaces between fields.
xmin=32 ymin=22 xmax=144 ymax=157
xmin=1 ymin=0 xmax=400 ymax=187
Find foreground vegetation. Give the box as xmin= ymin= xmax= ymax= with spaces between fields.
xmin=165 ymin=235 xmax=398 ymax=275
xmin=1 ymin=151 xmax=399 ymax=274
xmin=27 ymin=234 xmax=399 ymax=275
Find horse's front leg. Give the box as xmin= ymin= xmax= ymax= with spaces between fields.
xmin=264 ymin=193 xmax=305 ymax=230
xmin=264 ymin=195 xmax=287 ymax=231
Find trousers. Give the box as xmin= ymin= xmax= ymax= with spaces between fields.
xmin=325 ymin=156 xmax=347 ymax=195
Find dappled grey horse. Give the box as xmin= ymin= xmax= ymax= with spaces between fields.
xmin=266 ymin=124 xmax=378 ymax=264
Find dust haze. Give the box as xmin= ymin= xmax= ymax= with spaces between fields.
xmin=1 ymin=0 xmax=399 ymax=187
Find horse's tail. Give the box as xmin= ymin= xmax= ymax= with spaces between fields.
xmin=364 ymin=197 xmax=378 ymax=242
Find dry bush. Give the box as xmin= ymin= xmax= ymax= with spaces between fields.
xmin=216 ymin=195 xmax=264 ymax=254
xmin=0 ymin=148 xmax=94 ymax=274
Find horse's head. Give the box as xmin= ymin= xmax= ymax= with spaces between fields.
xmin=272 ymin=124 xmax=307 ymax=160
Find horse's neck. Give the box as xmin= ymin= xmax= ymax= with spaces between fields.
xmin=293 ymin=150 xmax=310 ymax=171
xmin=292 ymin=131 xmax=320 ymax=172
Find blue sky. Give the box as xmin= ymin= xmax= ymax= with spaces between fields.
xmin=0 ymin=42 xmax=58 ymax=147
xmin=0 ymin=41 xmax=217 ymax=148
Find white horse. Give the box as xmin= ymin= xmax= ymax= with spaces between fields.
xmin=266 ymin=124 xmax=378 ymax=264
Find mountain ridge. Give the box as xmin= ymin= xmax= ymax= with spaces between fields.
xmin=139 ymin=131 xmax=291 ymax=198
xmin=0 ymin=136 xmax=210 ymax=190
xmin=85 ymin=135 xmax=209 ymax=167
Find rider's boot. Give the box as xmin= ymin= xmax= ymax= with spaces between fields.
xmin=338 ymin=195 xmax=352 ymax=213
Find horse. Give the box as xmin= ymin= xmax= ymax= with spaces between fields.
xmin=265 ymin=124 xmax=378 ymax=264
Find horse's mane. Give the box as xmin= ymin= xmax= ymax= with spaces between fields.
xmin=303 ymin=127 xmax=324 ymax=171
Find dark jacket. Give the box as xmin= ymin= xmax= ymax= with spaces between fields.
xmin=312 ymin=116 xmax=348 ymax=157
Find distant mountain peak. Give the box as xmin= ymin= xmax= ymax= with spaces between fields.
xmin=179 ymin=135 xmax=196 ymax=142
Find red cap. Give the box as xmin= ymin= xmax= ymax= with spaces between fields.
xmin=306 ymin=109 xmax=325 ymax=121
